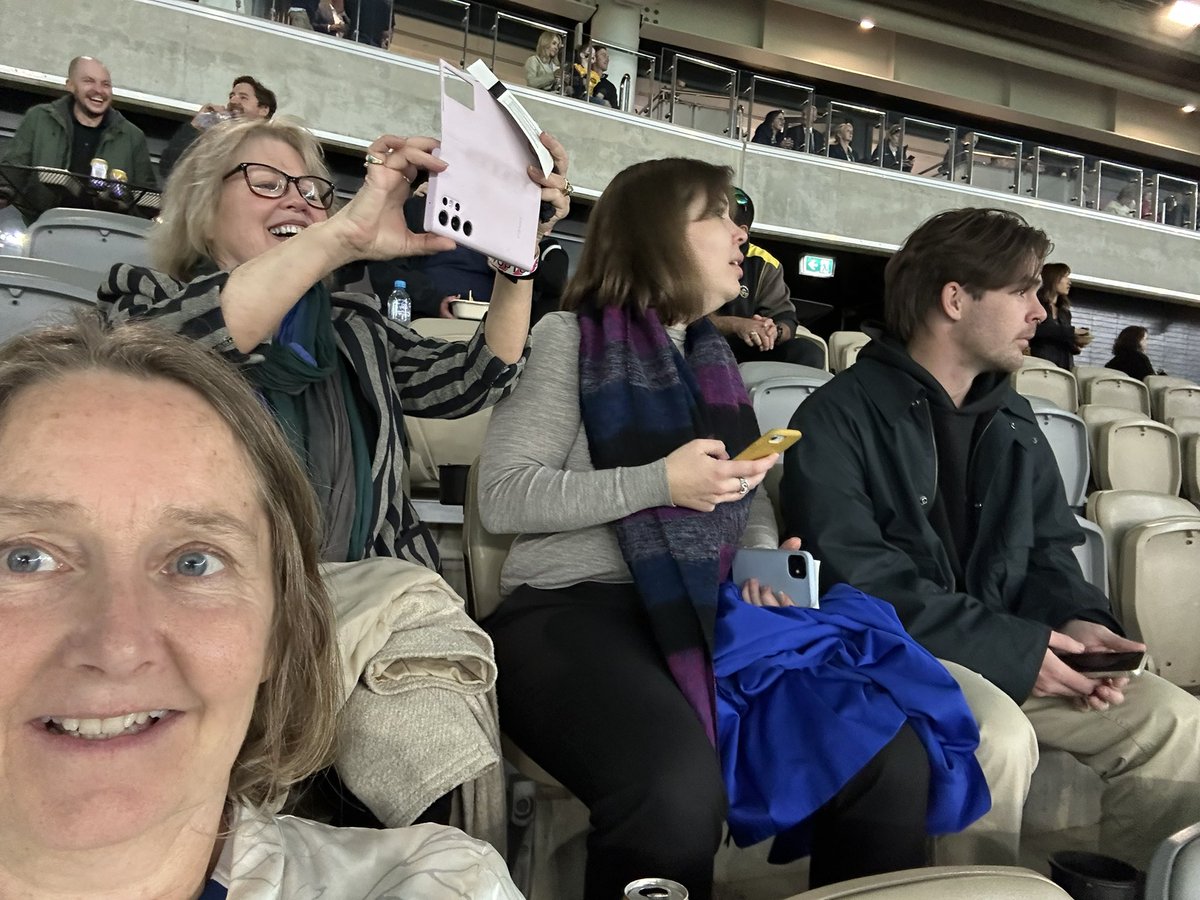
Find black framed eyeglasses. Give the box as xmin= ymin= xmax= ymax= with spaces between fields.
xmin=223 ymin=162 xmax=336 ymax=210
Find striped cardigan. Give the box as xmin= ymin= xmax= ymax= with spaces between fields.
xmin=99 ymin=265 xmax=526 ymax=571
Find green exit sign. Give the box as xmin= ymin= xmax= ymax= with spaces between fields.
xmin=801 ymin=254 xmax=836 ymax=278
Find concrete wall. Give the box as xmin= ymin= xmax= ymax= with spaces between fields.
xmin=3 ymin=0 xmax=1198 ymax=305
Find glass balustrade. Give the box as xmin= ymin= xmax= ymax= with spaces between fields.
xmin=180 ymin=0 xmax=1200 ymax=230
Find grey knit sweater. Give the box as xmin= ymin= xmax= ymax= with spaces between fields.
xmin=478 ymin=311 xmax=779 ymax=598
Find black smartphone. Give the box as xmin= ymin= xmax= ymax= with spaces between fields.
xmin=1057 ymin=650 xmax=1147 ymax=678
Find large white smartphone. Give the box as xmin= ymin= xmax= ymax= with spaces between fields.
xmin=732 ymin=548 xmax=821 ymax=608
xmin=424 ymin=60 xmax=541 ymax=269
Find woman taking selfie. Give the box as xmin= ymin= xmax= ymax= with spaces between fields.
xmin=100 ymin=117 xmax=570 ymax=571
xmin=0 ymin=317 xmax=521 ymax=897
xmin=477 ymin=158 xmax=985 ymax=899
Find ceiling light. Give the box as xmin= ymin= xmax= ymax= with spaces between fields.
xmin=1166 ymin=1 xmax=1200 ymax=28
xmin=859 ymin=17 xmax=876 ymax=29
xmin=1184 ymin=103 xmax=1197 ymax=114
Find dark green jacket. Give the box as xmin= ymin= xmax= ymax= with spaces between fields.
xmin=781 ymin=337 xmax=1119 ymax=702
xmin=0 ymin=95 xmax=156 ymax=221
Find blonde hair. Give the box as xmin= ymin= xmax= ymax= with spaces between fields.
xmin=535 ymin=30 xmax=560 ymax=58
xmin=152 ymin=117 xmax=335 ymax=281
xmin=0 ymin=314 xmax=341 ymax=810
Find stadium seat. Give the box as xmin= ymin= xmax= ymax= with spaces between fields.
xmin=1073 ymin=364 xmax=1110 ymax=406
xmin=1085 ymin=490 xmax=1198 ymax=614
xmin=405 ymin=317 xmax=492 ymax=493
xmin=828 ymin=330 xmax=870 ymax=373
xmin=1093 ymin=418 xmax=1181 ymax=494
xmin=0 ymin=270 xmax=97 ymax=342
xmin=1120 ymin=516 xmax=1200 ymax=688
xmin=1026 ymin=397 xmax=1089 ymax=506
xmin=1167 ymin=416 xmax=1200 ymax=446
xmin=793 ymin=325 xmax=830 ymax=371
xmin=1020 ymin=356 xmax=1060 ymax=370
xmin=745 ymin=369 xmax=834 ymax=435
xmin=1073 ymin=514 xmax=1108 ymax=597
xmin=1145 ymin=375 xmax=1195 ymax=396
xmin=1080 ymin=404 xmax=1144 ymax=462
xmin=1082 ymin=371 xmax=1151 ymax=414
xmin=0 ymin=256 xmax=106 ymax=293
xmin=1146 ymin=821 xmax=1200 ymax=900
xmin=1155 ymin=386 xmax=1200 ymax=423
xmin=784 ymin=865 xmax=1070 ymax=899
xmin=1012 ymin=365 xmax=1077 ymax=412
xmin=1183 ymin=434 xmax=1200 ymax=506
xmin=740 ymin=362 xmax=832 ymax=432
xmin=26 ymin=209 xmax=154 ymax=276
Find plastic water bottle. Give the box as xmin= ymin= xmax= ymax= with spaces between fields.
xmin=387 ymin=280 xmax=412 ymax=324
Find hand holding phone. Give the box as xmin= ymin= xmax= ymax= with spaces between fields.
xmin=733 ymin=547 xmax=821 ymax=609
xmin=734 ymin=428 xmax=802 ymax=461
xmin=1057 ymin=650 xmax=1147 ymax=679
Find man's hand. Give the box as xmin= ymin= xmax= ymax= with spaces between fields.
xmin=1059 ymin=619 xmax=1145 ymax=709
xmin=1032 ymin=630 xmax=1095 ymax=701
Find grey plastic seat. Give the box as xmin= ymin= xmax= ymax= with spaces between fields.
xmin=1094 ymin=418 xmax=1181 ymax=494
xmin=1073 ymin=514 xmax=1108 ymax=597
xmin=1085 ymin=489 xmax=1198 ymax=616
xmin=828 ymin=330 xmax=870 ymax=373
xmin=1027 ymin=396 xmax=1089 ymax=506
xmin=0 ymin=271 xmax=98 ymax=341
xmin=0 ymin=256 xmax=106 ymax=294
xmin=1083 ymin=371 xmax=1151 ymax=414
xmin=785 ymin=865 xmax=1070 ymax=899
xmin=27 ymin=209 xmax=154 ymax=276
xmin=1012 ymin=365 xmax=1078 ymax=412
xmin=1146 ymin=820 xmax=1200 ymax=900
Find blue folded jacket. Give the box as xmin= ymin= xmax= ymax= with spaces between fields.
xmin=714 ymin=581 xmax=991 ymax=850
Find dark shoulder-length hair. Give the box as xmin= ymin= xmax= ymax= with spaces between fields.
xmin=1113 ymin=325 xmax=1148 ymax=354
xmin=1037 ymin=262 xmax=1072 ymax=310
xmin=561 ymin=157 xmax=734 ymax=324
xmin=751 ymin=110 xmax=784 ymax=144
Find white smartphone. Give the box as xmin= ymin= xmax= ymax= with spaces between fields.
xmin=424 ymin=60 xmax=542 ymax=269
xmin=732 ymin=548 xmax=821 ymax=609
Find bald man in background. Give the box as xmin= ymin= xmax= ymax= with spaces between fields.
xmin=0 ymin=56 xmax=155 ymax=222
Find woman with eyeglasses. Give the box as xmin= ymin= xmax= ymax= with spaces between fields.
xmin=100 ymin=117 xmax=570 ymax=571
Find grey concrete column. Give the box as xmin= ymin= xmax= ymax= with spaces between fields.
xmin=591 ymin=0 xmax=641 ymax=112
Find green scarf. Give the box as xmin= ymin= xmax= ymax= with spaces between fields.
xmin=246 ymin=283 xmax=373 ymax=560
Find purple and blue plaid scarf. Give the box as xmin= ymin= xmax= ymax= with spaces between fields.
xmin=578 ymin=303 xmax=760 ymax=743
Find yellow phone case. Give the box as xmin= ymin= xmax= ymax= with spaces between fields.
xmin=735 ymin=428 xmax=802 ymax=460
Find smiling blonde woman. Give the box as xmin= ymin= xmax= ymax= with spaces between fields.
xmin=0 ymin=316 xmax=521 ymax=898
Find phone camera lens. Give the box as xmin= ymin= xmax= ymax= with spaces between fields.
xmin=787 ymin=555 xmax=807 ymax=579
xmin=441 ymin=197 xmax=449 ymax=206
xmin=451 ymin=216 xmax=461 ymax=231
xmin=454 ymin=202 xmax=461 ymax=211
xmin=438 ymin=210 xmax=449 ymax=226
xmin=462 ymin=220 xmax=473 ymax=237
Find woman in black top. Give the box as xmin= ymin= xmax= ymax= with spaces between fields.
xmin=1106 ymin=325 xmax=1157 ymax=381
xmin=1029 ymin=262 xmax=1085 ymax=370
xmin=750 ymin=110 xmax=794 ymax=149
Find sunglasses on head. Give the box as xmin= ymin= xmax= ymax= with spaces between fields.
xmin=733 ymin=187 xmax=750 ymax=207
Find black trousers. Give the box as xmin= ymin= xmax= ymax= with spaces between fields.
xmin=485 ymin=582 xmax=930 ymax=900
xmin=727 ymin=333 xmax=826 ymax=369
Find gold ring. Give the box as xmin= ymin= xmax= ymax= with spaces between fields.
xmin=560 ymin=179 xmax=573 ymax=197
xmin=365 ymin=152 xmax=386 ymax=166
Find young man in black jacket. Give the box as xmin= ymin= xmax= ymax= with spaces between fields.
xmin=781 ymin=207 xmax=1200 ymax=870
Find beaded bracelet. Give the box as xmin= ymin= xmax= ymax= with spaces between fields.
xmin=488 ymin=255 xmax=540 ymax=283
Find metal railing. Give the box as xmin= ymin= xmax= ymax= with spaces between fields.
xmin=193 ymin=0 xmax=1200 ymax=231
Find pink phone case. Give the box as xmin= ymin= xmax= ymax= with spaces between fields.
xmin=424 ymin=61 xmax=541 ymax=270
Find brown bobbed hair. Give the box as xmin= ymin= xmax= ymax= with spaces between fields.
xmin=561 ymin=157 xmax=735 ymax=324
xmin=884 ymin=207 xmax=1052 ymax=343
xmin=152 ymin=117 xmax=335 ymax=282
xmin=1113 ymin=325 xmax=1148 ymax=354
xmin=0 ymin=314 xmax=340 ymax=811
xmin=1037 ymin=262 xmax=1072 ymax=310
